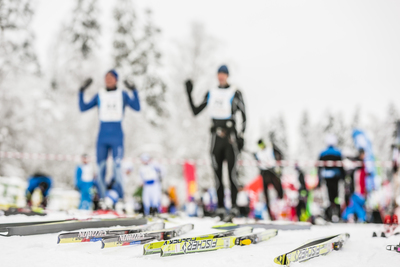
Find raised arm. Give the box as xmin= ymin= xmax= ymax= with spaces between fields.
xmin=78 ymin=78 xmax=98 ymax=112
xmin=185 ymin=80 xmax=208 ymax=116
xmin=123 ymin=90 xmax=140 ymax=111
xmin=79 ymin=92 xmax=98 ymax=112
xmin=123 ymin=80 xmax=140 ymax=111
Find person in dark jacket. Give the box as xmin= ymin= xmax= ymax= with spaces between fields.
xmin=26 ymin=172 xmax=52 ymax=208
xmin=318 ymin=134 xmax=345 ymax=222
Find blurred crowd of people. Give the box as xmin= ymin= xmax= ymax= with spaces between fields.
xmin=17 ymin=66 xmax=399 ymax=225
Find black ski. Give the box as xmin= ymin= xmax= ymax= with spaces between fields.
xmin=0 ymin=217 xmax=147 ymax=236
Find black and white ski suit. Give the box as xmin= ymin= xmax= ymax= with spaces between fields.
xmin=186 ymin=84 xmax=246 ymax=209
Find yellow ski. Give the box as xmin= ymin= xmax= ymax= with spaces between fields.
xmin=161 ymin=229 xmax=278 ymax=257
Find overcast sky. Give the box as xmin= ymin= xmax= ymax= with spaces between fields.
xmin=31 ymin=0 xmax=400 ymax=155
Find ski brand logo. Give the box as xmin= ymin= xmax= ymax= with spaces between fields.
xmin=78 ymin=230 xmax=107 ymax=238
xmin=163 ymin=237 xmax=196 ymax=246
xmin=182 ymin=239 xmax=217 ymax=254
xmin=288 ymin=244 xmax=325 ymax=262
xmin=118 ymin=233 xmax=144 ymax=241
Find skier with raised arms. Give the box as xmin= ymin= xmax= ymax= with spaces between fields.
xmin=185 ymin=65 xmax=246 ymax=219
xmin=78 ymin=70 xmax=140 ymax=209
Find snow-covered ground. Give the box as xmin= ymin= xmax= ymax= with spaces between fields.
xmin=0 ymin=214 xmax=398 ymax=267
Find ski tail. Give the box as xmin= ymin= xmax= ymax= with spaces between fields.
xmin=386 ymin=244 xmax=400 ymax=253
xmin=273 ymin=233 xmax=350 ymax=266
xmin=57 ymin=222 xmax=164 ymax=244
xmin=234 ymin=229 xmax=278 ymax=246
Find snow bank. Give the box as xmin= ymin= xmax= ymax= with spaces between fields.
xmin=0 ymin=216 xmax=397 ymax=267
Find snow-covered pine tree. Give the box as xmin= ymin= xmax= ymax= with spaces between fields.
xmin=50 ymin=0 xmax=101 ymax=91
xmin=112 ymin=1 xmax=166 ymax=125
xmin=370 ymin=103 xmax=399 ymax=163
xmin=0 ymin=0 xmax=41 ymax=176
xmin=297 ymin=110 xmax=314 ymax=161
xmin=320 ymin=112 xmax=347 ymax=149
xmin=261 ymin=114 xmax=289 ymax=158
xmin=0 ymin=0 xmax=39 ymax=82
xmin=351 ymin=106 xmax=361 ymax=129
xmin=41 ymin=0 xmax=102 ymax=184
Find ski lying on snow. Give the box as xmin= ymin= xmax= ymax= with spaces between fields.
xmin=1 ymin=207 xmax=46 ymax=216
xmin=213 ymin=222 xmax=311 ymax=231
xmin=57 ymin=222 xmax=165 ymax=244
xmin=101 ymin=223 xmax=194 ymax=249
xmin=0 ymin=219 xmax=73 ymax=232
xmin=274 ymin=233 xmax=350 ymax=266
xmin=160 ymin=229 xmax=278 ymax=257
xmin=386 ymin=243 xmax=400 ymax=253
xmin=1 ymin=217 xmax=147 ymax=236
xmin=143 ymin=226 xmax=253 ymax=255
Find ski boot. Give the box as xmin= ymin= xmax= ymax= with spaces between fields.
xmin=215 ymin=207 xmax=227 ymax=221
xmin=98 ymin=199 xmax=109 ymax=210
xmin=115 ymin=200 xmax=125 ymax=214
xmin=382 ymin=214 xmax=392 ymax=237
xmin=223 ymin=207 xmax=240 ymax=223
xmin=150 ymin=207 xmax=159 ymax=217
xmin=392 ymin=214 xmax=398 ymax=233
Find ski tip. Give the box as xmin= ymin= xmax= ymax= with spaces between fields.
xmin=273 ymin=255 xmax=287 ymax=266
xmin=212 ymin=223 xmax=237 ymax=229
xmin=372 ymin=232 xmax=377 ymax=237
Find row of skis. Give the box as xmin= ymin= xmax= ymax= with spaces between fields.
xmin=57 ymin=220 xmax=350 ymax=265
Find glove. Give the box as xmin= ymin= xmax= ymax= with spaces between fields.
xmin=80 ymin=78 xmax=93 ymax=92
xmin=124 ymin=80 xmax=137 ymax=91
xmin=237 ymin=137 xmax=244 ymax=152
xmin=185 ymin=80 xmax=193 ymax=94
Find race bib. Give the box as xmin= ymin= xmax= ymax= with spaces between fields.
xmin=81 ymin=164 xmax=93 ymax=182
xmin=98 ymin=88 xmax=124 ymax=122
xmin=207 ymin=87 xmax=236 ymax=120
xmin=141 ymin=165 xmax=159 ymax=182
